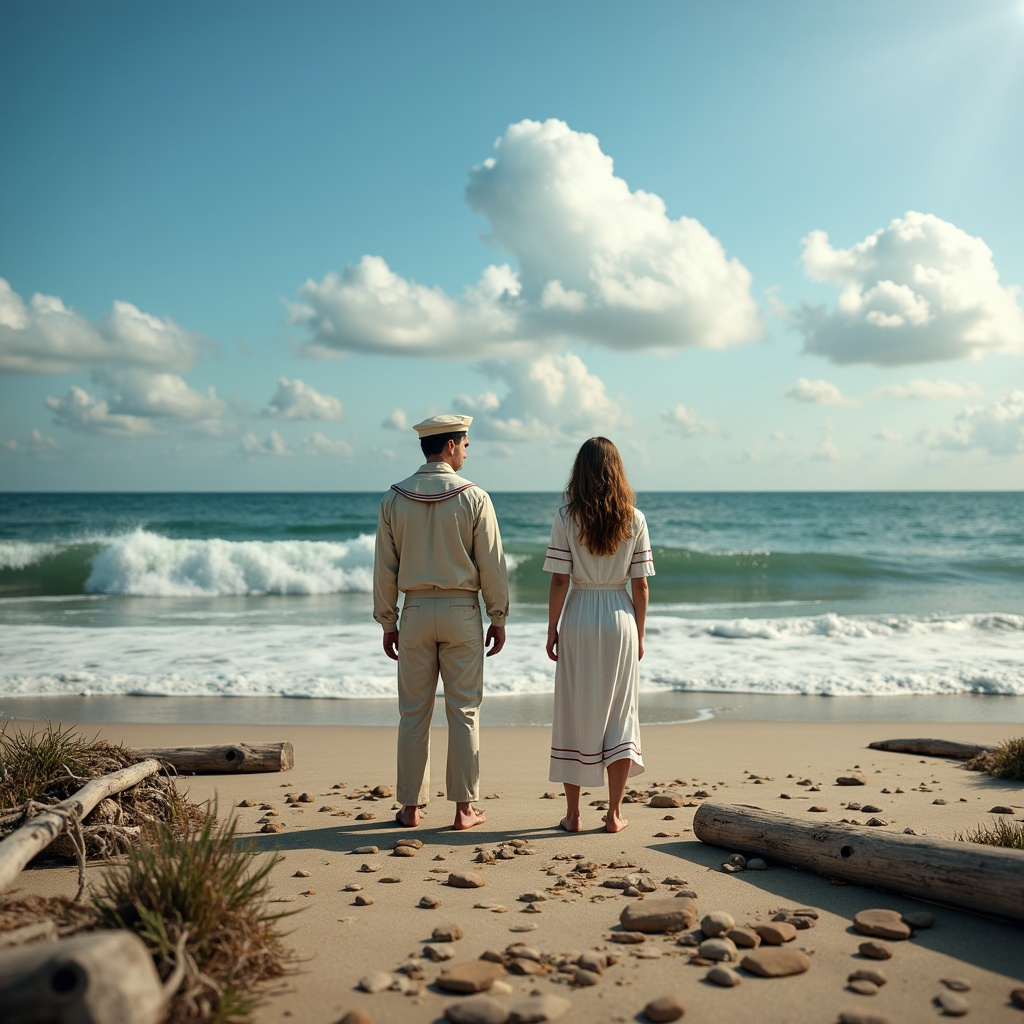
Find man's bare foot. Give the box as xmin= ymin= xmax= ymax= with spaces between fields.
xmin=603 ymin=811 xmax=628 ymax=833
xmin=559 ymin=813 xmax=582 ymax=832
xmin=452 ymin=804 xmax=486 ymax=830
xmin=396 ymin=806 xmax=420 ymax=827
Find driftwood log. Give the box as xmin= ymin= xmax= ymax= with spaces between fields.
xmin=0 ymin=930 xmax=164 ymax=1024
xmin=131 ymin=741 xmax=294 ymax=774
xmin=868 ymin=738 xmax=995 ymax=760
xmin=693 ymin=800 xmax=1024 ymax=923
xmin=0 ymin=759 xmax=161 ymax=892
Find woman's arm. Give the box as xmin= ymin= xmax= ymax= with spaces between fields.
xmin=630 ymin=575 xmax=649 ymax=661
xmin=546 ymin=573 xmax=570 ymax=661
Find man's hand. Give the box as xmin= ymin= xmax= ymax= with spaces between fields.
xmin=382 ymin=630 xmax=399 ymax=661
xmin=485 ymin=624 xmax=505 ymax=657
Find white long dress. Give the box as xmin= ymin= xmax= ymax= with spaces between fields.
xmin=543 ymin=505 xmax=655 ymax=787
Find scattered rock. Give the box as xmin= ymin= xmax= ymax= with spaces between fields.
xmin=444 ymin=995 xmax=510 ymax=1024
xmin=260 ymin=822 xmax=283 ymax=833
xmin=371 ymin=785 xmax=393 ymax=798
xmin=509 ymin=994 xmax=572 ymax=1022
xmin=620 ymin=897 xmax=696 ymax=933
xmin=577 ymin=951 xmax=606 ymax=973
xmin=574 ymin=968 xmax=601 ymax=986
xmin=848 ymin=979 xmax=879 ymax=996
xmin=853 ymin=909 xmax=911 ymax=940
xmin=991 ymin=805 xmax=1014 ymax=814
xmin=353 ymin=895 xmax=374 ymax=906
xmin=901 ymin=911 xmax=934 ymax=929
xmin=837 ymin=1013 xmax=893 ymax=1024
xmin=700 ymin=911 xmax=735 ymax=937
xmin=355 ymin=812 xmax=376 ymax=820
xmin=754 ymin=922 xmax=796 ymax=945
xmin=433 ymin=923 xmax=464 ymax=942
xmin=518 ymin=892 xmax=547 ymax=903
xmin=941 ymin=978 xmax=971 ymax=992
xmin=642 ymin=995 xmax=686 ymax=1022
xmin=392 ymin=846 xmax=417 ymax=857
xmin=1010 ymin=988 xmax=1024 ymax=1009
xmin=706 ymin=965 xmax=741 ymax=987
xmin=649 ymin=793 xmax=686 ymax=808
xmin=358 ymin=863 xmax=380 ymax=873
xmin=420 ymin=896 xmax=442 ymax=909
xmin=437 ymin=960 xmax=508 ymax=994
xmin=293 ymin=869 xmax=310 ymax=878
xmin=423 ymin=943 xmax=457 ymax=962
xmin=740 ymin=947 xmax=811 ymax=977
xmin=934 ymin=992 xmax=969 ymax=1016
xmin=849 ymin=968 xmax=888 ymax=986
xmin=357 ymin=971 xmax=393 ymax=993
xmin=448 ymin=871 xmax=487 ymax=889
xmin=396 ymin=837 xmax=423 ymax=850
xmin=609 ymin=932 xmax=645 ymax=944
xmin=837 ymin=773 xmax=867 ymax=786
xmin=746 ymin=857 xmax=768 ymax=870
xmin=809 ymin=806 xmax=829 ymax=813
xmin=352 ymin=846 xmax=379 ymax=855
xmin=865 ymin=817 xmax=888 ymax=827
xmin=727 ymin=927 xmax=760 ymax=949
xmin=698 ymin=937 xmax=737 ymax=962
xmin=858 ymin=940 xmax=892 ymax=960
xmin=339 ymin=1011 xmax=374 ymax=1024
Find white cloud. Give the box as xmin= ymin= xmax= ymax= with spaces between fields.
xmin=290 ymin=119 xmax=760 ymax=359
xmin=659 ymin=404 xmax=716 ymax=436
xmin=262 ymin=378 xmax=344 ymax=421
xmin=784 ymin=377 xmax=857 ymax=406
xmin=872 ymin=378 xmax=982 ymax=400
xmin=456 ymin=352 xmax=628 ymax=442
xmin=93 ymin=369 xmax=226 ymax=420
xmin=382 ymin=409 xmax=409 ymax=431
xmin=239 ymin=430 xmax=292 ymax=457
xmin=795 ymin=212 xmax=1024 ymax=365
xmin=873 ymin=429 xmax=903 ymax=443
xmin=300 ymin=433 xmax=354 ymax=457
xmin=931 ymin=391 xmax=1024 ymax=456
xmin=811 ymin=422 xmax=840 ymax=462
xmin=0 ymin=278 xmax=201 ymax=374
xmin=1 ymin=428 xmax=60 ymax=456
xmin=45 ymin=386 xmax=158 ymax=437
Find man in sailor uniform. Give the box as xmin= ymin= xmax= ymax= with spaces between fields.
xmin=373 ymin=414 xmax=508 ymax=830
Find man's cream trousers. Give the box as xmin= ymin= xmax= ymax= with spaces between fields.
xmin=396 ymin=591 xmax=483 ymax=806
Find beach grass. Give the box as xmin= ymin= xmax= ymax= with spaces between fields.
xmin=954 ymin=817 xmax=1024 ymax=850
xmin=964 ymin=735 xmax=1024 ymax=781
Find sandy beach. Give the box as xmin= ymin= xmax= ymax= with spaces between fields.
xmin=8 ymin=718 xmax=1024 ymax=1024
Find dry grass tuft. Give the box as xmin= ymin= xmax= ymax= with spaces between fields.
xmin=963 ymin=736 xmax=1024 ymax=782
xmin=954 ymin=818 xmax=1024 ymax=850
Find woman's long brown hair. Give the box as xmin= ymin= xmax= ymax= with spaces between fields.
xmin=565 ymin=437 xmax=635 ymax=556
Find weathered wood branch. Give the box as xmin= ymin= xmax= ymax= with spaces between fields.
xmin=868 ymin=738 xmax=995 ymax=760
xmin=693 ymin=800 xmax=1024 ymax=923
xmin=0 ymin=930 xmax=164 ymax=1024
xmin=131 ymin=741 xmax=294 ymax=774
xmin=0 ymin=759 xmax=161 ymax=892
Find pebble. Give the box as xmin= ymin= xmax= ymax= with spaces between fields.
xmin=355 ymin=812 xmax=376 ymax=820
xmin=437 ymin=961 xmax=508 ymax=994
xmin=392 ymin=846 xmax=417 ymax=857
xmin=448 ymin=871 xmax=487 ymax=888
xmin=509 ymin=994 xmax=572 ymax=1022
xmin=853 ymin=909 xmax=911 ymax=940
xmin=610 ymin=932 xmax=645 ymax=944
xmin=357 ymin=972 xmax=393 ymax=993
xmin=358 ymin=863 xmax=380 ymax=873
xmin=902 ymin=911 xmax=935 ymax=929
xmin=935 ymin=992 xmax=970 ymax=1016
xmin=353 ymin=895 xmax=374 ymax=906
xmin=396 ymin=837 xmax=424 ymax=850
xmin=260 ymin=822 xmax=283 ymax=833
xmin=849 ymin=968 xmax=888 ymax=986
xmin=754 ymin=922 xmax=796 ymax=945
xmin=577 ymin=952 xmax=606 ymax=973
xmin=740 ymin=947 xmax=811 ymax=977
xmin=420 ymin=896 xmax=442 ymax=909
xmin=1011 ymin=988 xmax=1024 ymax=1009
xmin=518 ymin=892 xmax=547 ymax=903
xmin=423 ymin=943 xmax=456 ymax=961
xmin=837 ymin=773 xmax=867 ymax=786
xmin=700 ymin=911 xmax=735 ymax=937
xmin=746 ymin=857 xmax=768 ymax=870
xmin=661 ymin=875 xmax=689 ymax=886
xmin=641 ymin=995 xmax=685 ymax=1022
xmin=574 ymin=968 xmax=601 ymax=986
xmin=706 ymin=965 xmax=741 ymax=987
xmin=649 ymin=793 xmax=686 ymax=807
xmin=941 ymin=978 xmax=971 ymax=992
xmin=620 ymin=897 xmax=696 ymax=933
xmin=698 ymin=937 xmax=737 ymax=962
xmin=342 ymin=884 xmax=362 ymax=892
xmin=858 ymin=940 xmax=893 ymax=960
xmin=865 ymin=817 xmax=888 ymax=827
xmin=444 ymin=995 xmax=510 ymax=1024
xmin=293 ymin=870 xmax=310 ymax=878
xmin=847 ymin=979 xmax=879 ymax=995
xmin=991 ymin=805 xmax=1014 ymax=814
xmin=339 ymin=1011 xmax=373 ymax=1024
xmin=727 ymin=927 xmax=760 ymax=949
xmin=809 ymin=805 xmax=828 ymax=813
xmin=433 ymin=923 xmax=464 ymax=941
xmin=837 ymin=1013 xmax=894 ymax=1024
xmin=352 ymin=846 xmax=378 ymax=855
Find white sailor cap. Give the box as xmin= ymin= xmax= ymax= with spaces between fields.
xmin=412 ymin=414 xmax=473 ymax=438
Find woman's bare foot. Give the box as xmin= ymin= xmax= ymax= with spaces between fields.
xmin=453 ymin=804 xmax=486 ymax=830
xmin=559 ymin=813 xmax=582 ymax=832
xmin=603 ymin=811 xmax=628 ymax=833
xmin=396 ymin=806 xmax=421 ymax=827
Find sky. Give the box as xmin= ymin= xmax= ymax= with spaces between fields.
xmin=2 ymin=0 xmax=1024 ymax=493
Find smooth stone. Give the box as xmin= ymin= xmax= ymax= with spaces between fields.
xmin=853 ymin=909 xmax=912 ymax=940
xmin=837 ymin=1013 xmax=894 ymax=1024
xmin=849 ymin=968 xmax=888 ymax=986
xmin=357 ymin=971 xmax=393 ymax=993
xmin=574 ymin=968 xmax=601 ymax=986
xmin=706 ymin=965 xmax=741 ymax=987
xmin=697 ymin=937 xmax=737 ymax=962
xmin=353 ymin=895 xmax=374 ymax=906
xmin=448 ymin=871 xmax=487 ymax=889
xmin=934 ymin=992 xmax=969 ymax=1016
xmin=392 ymin=845 xmax=417 ymax=857
xmin=577 ymin=951 xmax=606 ymax=973
xmin=649 ymin=793 xmax=685 ymax=807
xmin=990 ymin=805 xmax=1014 ymax=814
xmin=339 ymin=1012 xmax=374 ymax=1024
xmin=902 ymin=911 xmax=935 ymax=929
xmin=433 ymin=923 xmax=464 ymax=942
xmin=444 ymin=995 xmax=511 ymax=1024
xmin=610 ymin=932 xmax=645 ymax=944
xmin=620 ymin=897 xmax=696 ymax=933
xmin=1011 ymin=988 xmax=1024 ymax=1009
xmin=437 ymin=961 xmax=507 ymax=994
xmin=727 ymin=927 xmax=760 ymax=949
xmin=395 ymin=837 xmax=424 ymax=849
xmin=754 ymin=922 xmax=796 ymax=945
xmin=700 ymin=911 xmax=735 ymax=937
xmin=509 ymin=994 xmax=572 ymax=1022
xmin=746 ymin=857 xmax=768 ymax=870
xmin=858 ymin=940 xmax=893 ymax=960
xmin=419 ymin=896 xmax=442 ymax=909
xmin=352 ymin=846 xmax=379 ymax=855
xmin=848 ymin=979 xmax=879 ymax=995
xmin=642 ymin=995 xmax=686 ymax=1022
xmin=740 ymin=947 xmax=811 ymax=977
xmin=941 ymin=978 xmax=971 ymax=992
xmin=423 ymin=943 xmax=456 ymax=961
xmin=837 ymin=774 xmax=867 ymax=785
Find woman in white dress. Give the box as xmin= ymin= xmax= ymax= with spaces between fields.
xmin=543 ymin=437 xmax=654 ymax=833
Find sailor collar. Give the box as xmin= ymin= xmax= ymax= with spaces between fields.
xmin=391 ymin=462 xmax=477 ymax=503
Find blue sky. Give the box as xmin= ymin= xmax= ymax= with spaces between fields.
xmin=2 ymin=0 xmax=1023 ymax=492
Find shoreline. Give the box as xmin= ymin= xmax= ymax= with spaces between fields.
xmin=7 ymin=718 xmax=1023 ymax=1024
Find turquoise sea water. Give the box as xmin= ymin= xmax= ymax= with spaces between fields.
xmin=1 ymin=491 xmax=1022 ymax=725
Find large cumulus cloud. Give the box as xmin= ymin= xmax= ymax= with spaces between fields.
xmin=290 ymin=120 xmax=760 ymax=358
xmin=931 ymin=391 xmax=1024 ymax=456
xmin=795 ymin=212 xmax=1024 ymax=366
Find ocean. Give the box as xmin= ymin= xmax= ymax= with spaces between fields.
xmin=1 ymin=491 xmax=1022 ymax=727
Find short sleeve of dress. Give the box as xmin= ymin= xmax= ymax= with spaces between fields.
xmin=543 ymin=507 xmax=573 ymax=575
xmin=629 ymin=510 xmax=655 ymax=578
